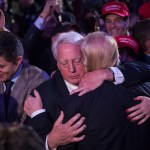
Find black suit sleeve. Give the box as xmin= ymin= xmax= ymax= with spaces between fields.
xmin=25 ymin=112 xmax=53 ymax=141
xmin=118 ymin=61 xmax=150 ymax=87
xmin=22 ymin=24 xmax=42 ymax=52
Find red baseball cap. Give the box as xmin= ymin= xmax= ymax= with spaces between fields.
xmin=115 ymin=36 xmax=139 ymax=55
xmin=102 ymin=2 xmax=129 ymax=17
xmin=138 ymin=2 xmax=150 ymax=19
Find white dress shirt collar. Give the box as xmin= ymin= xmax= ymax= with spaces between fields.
xmin=64 ymin=80 xmax=78 ymax=93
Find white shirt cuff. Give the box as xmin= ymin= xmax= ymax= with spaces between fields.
xmin=110 ymin=67 xmax=125 ymax=85
xmin=46 ymin=135 xmax=57 ymax=150
xmin=46 ymin=136 xmax=50 ymax=150
xmin=31 ymin=109 xmax=46 ymax=118
xmin=34 ymin=17 xmax=46 ymax=30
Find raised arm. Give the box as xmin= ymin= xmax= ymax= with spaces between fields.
xmin=22 ymin=0 xmax=56 ymax=50
xmin=71 ymin=61 xmax=150 ymax=96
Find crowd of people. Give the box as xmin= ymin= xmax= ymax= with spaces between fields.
xmin=0 ymin=0 xmax=150 ymax=150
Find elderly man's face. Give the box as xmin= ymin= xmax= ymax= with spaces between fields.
xmin=57 ymin=43 xmax=86 ymax=85
xmin=105 ymin=14 xmax=128 ymax=37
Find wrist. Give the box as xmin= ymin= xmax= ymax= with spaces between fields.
xmin=104 ymin=68 xmax=114 ymax=81
xmin=39 ymin=13 xmax=48 ymax=19
xmin=48 ymin=133 xmax=58 ymax=150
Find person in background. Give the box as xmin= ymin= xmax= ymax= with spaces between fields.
xmin=0 ymin=31 xmax=49 ymax=123
xmin=101 ymin=1 xmax=130 ymax=37
xmin=0 ymin=124 xmax=45 ymax=150
xmin=16 ymin=0 xmax=40 ymax=37
xmin=115 ymin=35 xmax=139 ymax=64
xmin=138 ymin=0 xmax=150 ymax=20
xmin=126 ymin=18 xmax=150 ymax=124
xmin=23 ymin=0 xmax=80 ymax=75
xmin=132 ymin=18 xmax=150 ymax=64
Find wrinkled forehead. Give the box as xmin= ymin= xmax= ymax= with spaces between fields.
xmin=57 ymin=43 xmax=82 ymax=58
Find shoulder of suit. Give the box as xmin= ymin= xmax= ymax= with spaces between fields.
xmin=21 ymin=65 xmax=50 ymax=80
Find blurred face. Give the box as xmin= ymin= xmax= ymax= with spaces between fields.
xmin=57 ymin=43 xmax=86 ymax=85
xmin=19 ymin=0 xmax=33 ymax=8
xmin=105 ymin=14 xmax=128 ymax=37
xmin=119 ymin=48 xmax=136 ymax=64
xmin=42 ymin=16 xmax=57 ymax=39
xmin=0 ymin=0 xmax=8 ymax=12
xmin=0 ymin=56 xmax=22 ymax=82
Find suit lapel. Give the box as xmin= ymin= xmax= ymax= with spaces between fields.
xmin=54 ymin=71 xmax=70 ymax=98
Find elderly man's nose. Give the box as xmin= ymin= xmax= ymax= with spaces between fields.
xmin=69 ymin=62 xmax=76 ymax=73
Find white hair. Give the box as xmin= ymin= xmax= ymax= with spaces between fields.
xmin=52 ymin=31 xmax=84 ymax=59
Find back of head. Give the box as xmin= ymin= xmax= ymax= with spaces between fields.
xmin=51 ymin=22 xmax=81 ymax=38
xmin=81 ymin=31 xmax=119 ymax=71
xmin=0 ymin=124 xmax=45 ymax=150
xmin=52 ymin=31 xmax=84 ymax=60
xmin=131 ymin=19 xmax=150 ymax=52
xmin=0 ymin=31 xmax=24 ymax=64
xmin=138 ymin=1 xmax=150 ymax=20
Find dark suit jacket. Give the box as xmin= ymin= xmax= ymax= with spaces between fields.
xmin=118 ymin=61 xmax=150 ymax=87
xmin=22 ymin=25 xmax=57 ymax=74
xmin=26 ymin=71 xmax=70 ymax=139
xmin=61 ymin=82 xmax=150 ymax=150
xmin=119 ymin=61 xmax=150 ymax=98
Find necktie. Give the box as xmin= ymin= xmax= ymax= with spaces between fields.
xmin=4 ymin=80 xmax=14 ymax=118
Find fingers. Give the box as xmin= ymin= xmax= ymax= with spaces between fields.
xmin=55 ymin=111 xmax=64 ymax=125
xmin=130 ymin=113 xmax=145 ymax=122
xmin=138 ymin=115 xmax=149 ymax=125
xmin=134 ymin=96 xmax=145 ymax=101
xmin=78 ymin=88 xmax=91 ymax=96
xmin=70 ymin=88 xmax=82 ymax=95
xmin=130 ymin=113 xmax=148 ymax=125
xmin=66 ymin=113 xmax=81 ymax=127
xmin=33 ymin=90 xmax=41 ymax=100
xmin=71 ymin=135 xmax=85 ymax=143
xmin=70 ymin=88 xmax=90 ymax=96
xmin=67 ymin=116 xmax=86 ymax=137
xmin=126 ymin=104 xmax=140 ymax=113
xmin=71 ymin=117 xmax=85 ymax=130
xmin=127 ymin=109 xmax=142 ymax=119
xmin=72 ymin=124 xmax=86 ymax=136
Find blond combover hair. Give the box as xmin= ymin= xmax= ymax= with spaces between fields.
xmin=81 ymin=31 xmax=120 ymax=72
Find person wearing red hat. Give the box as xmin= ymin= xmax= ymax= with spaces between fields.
xmin=138 ymin=0 xmax=150 ymax=20
xmin=102 ymin=1 xmax=130 ymax=37
xmin=115 ymin=36 xmax=139 ymax=64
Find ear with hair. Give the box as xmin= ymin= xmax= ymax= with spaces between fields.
xmin=17 ymin=56 xmax=23 ymax=66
